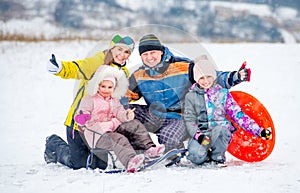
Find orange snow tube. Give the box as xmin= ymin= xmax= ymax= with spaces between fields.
xmin=226 ymin=91 xmax=275 ymax=162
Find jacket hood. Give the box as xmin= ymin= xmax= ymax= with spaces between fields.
xmin=190 ymin=83 xmax=206 ymax=95
xmin=86 ymin=65 xmax=129 ymax=99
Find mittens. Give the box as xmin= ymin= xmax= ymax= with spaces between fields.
xmin=260 ymin=128 xmax=272 ymax=140
xmin=229 ymin=61 xmax=252 ymax=86
xmin=238 ymin=61 xmax=251 ymax=82
xmin=47 ymin=54 xmax=62 ymax=74
xmin=194 ymin=131 xmax=211 ymax=146
xmin=74 ymin=113 xmax=91 ymax=126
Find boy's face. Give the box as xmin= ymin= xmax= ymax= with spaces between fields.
xmin=140 ymin=50 xmax=163 ymax=68
xmin=197 ymin=76 xmax=215 ymax=89
xmin=98 ymin=80 xmax=114 ymax=98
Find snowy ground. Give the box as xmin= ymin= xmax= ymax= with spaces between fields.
xmin=1 ymin=40 xmax=300 ymax=193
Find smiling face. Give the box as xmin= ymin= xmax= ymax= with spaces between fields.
xmin=197 ymin=75 xmax=215 ymax=89
xmin=110 ymin=46 xmax=131 ymax=64
xmin=97 ymin=80 xmax=115 ymax=98
xmin=140 ymin=50 xmax=163 ymax=68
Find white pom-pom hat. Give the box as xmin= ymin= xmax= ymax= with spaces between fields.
xmin=86 ymin=65 xmax=129 ymax=99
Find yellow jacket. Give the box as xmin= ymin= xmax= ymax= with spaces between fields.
xmin=55 ymin=51 xmax=130 ymax=130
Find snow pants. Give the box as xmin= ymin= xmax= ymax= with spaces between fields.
xmin=46 ymin=124 xmax=107 ymax=170
xmin=95 ymin=119 xmax=155 ymax=168
xmin=130 ymin=104 xmax=188 ymax=152
xmin=187 ymin=126 xmax=231 ymax=165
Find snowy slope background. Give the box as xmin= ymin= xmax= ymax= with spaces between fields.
xmin=1 ymin=39 xmax=300 ymax=192
xmin=1 ymin=0 xmax=300 ymax=43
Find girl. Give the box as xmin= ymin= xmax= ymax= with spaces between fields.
xmin=183 ymin=55 xmax=271 ymax=166
xmin=75 ymin=65 xmax=165 ymax=172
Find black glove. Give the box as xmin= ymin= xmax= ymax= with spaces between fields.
xmin=260 ymin=128 xmax=272 ymax=140
xmin=196 ymin=133 xmax=211 ymax=146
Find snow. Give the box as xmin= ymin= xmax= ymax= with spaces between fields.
xmin=211 ymin=1 xmax=273 ymax=17
xmin=1 ymin=40 xmax=300 ymax=193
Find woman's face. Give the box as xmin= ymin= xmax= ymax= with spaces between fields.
xmin=197 ymin=76 xmax=215 ymax=89
xmin=111 ymin=46 xmax=131 ymax=64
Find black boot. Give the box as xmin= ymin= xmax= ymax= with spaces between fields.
xmin=44 ymin=134 xmax=60 ymax=164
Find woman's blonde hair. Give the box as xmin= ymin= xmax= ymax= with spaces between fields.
xmin=104 ymin=49 xmax=114 ymax=65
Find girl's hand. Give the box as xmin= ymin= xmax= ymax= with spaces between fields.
xmin=260 ymin=127 xmax=272 ymax=140
xmin=74 ymin=113 xmax=91 ymax=126
xmin=126 ymin=108 xmax=135 ymax=120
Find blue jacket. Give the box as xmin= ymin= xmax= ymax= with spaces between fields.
xmin=128 ymin=46 xmax=241 ymax=119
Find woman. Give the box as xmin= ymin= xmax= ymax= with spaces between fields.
xmin=44 ymin=34 xmax=135 ymax=170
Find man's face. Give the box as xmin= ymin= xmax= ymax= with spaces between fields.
xmin=140 ymin=50 xmax=163 ymax=68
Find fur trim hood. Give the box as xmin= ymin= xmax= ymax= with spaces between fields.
xmin=86 ymin=65 xmax=129 ymax=99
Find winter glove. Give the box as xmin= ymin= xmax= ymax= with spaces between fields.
xmin=74 ymin=113 xmax=91 ymax=126
xmin=47 ymin=54 xmax=62 ymax=74
xmin=120 ymin=96 xmax=129 ymax=109
xmin=229 ymin=62 xmax=251 ymax=86
xmin=238 ymin=61 xmax=251 ymax=82
xmin=194 ymin=131 xmax=211 ymax=146
xmin=260 ymin=127 xmax=272 ymax=140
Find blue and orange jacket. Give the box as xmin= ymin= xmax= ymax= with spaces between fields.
xmin=127 ymin=47 xmax=240 ymax=119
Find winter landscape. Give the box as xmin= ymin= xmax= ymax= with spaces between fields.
xmin=1 ymin=0 xmax=300 ymax=193
xmin=1 ymin=38 xmax=300 ymax=193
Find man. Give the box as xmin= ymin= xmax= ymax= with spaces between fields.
xmin=126 ymin=34 xmax=250 ymax=152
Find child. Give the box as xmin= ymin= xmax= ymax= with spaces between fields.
xmin=75 ymin=65 xmax=165 ymax=172
xmin=183 ymin=55 xmax=271 ymax=166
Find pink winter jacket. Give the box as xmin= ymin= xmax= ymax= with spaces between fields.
xmin=77 ymin=93 xmax=130 ymax=147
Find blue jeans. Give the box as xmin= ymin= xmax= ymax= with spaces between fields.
xmin=187 ymin=126 xmax=231 ymax=165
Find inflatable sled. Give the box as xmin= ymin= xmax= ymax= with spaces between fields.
xmin=226 ymin=91 xmax=275 ymax=162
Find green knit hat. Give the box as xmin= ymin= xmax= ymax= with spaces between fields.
xmin=110 ymin=34 xmax=135 ymax=53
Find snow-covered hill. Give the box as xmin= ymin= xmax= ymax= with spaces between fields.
xmin=1 ymin=0 xmax=300 ymax=43
xmin=1 ymin=39 xmax=300 ymax=192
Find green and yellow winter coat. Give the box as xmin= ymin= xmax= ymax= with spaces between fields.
xmin=55 ymin=50 xmax=130 ymax=131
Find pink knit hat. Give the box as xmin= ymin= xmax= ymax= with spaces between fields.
xmin=102 ymin=76 xmax=116 ymax=87
xmin=193 ymin=55 xmax=217 ymax=82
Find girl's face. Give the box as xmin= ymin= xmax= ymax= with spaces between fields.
xmin=97 ymin=80 xmax=114 ymax=98
xmin=140 ymin=50 xmax=163 ymax=68
xmin=111 ymin=46 xmax=131 ymax=64
xmin=197 ymin=76 xmax=215 ymax=89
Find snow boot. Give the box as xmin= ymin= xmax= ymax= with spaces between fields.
xmin=44 ymin=135 xmax=59 ymax=164
xmin=127 ymin=154 xmax=145 ymax=173
xmin=44 ymin=134 xmax=68 ymax=164
xmin=144 ymin=144 xmax=165 ymax=158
